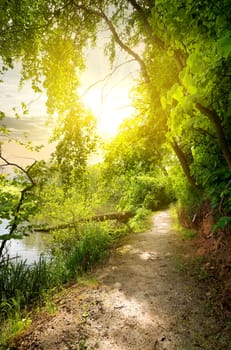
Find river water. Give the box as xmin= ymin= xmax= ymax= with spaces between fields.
xmin=0 ymin=219 xmax=51 ymax=264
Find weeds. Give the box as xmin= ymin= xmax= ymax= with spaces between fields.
xmin=170 ymin=206 xmax=196 ymax=240
xmin=78 ymin=337 xmax=88 ymax=350
xmin=174 ymin=254 xmax=210 ymax=282
xmin=0 ymin=315 xmax=32 ymax=349
xmin=64 ymin=223 xmax=111 ymax=277
xmin=180 ymin=229 xmax=196 ymax=240
xmin=0 ymin=222 xmax=113 ymax=347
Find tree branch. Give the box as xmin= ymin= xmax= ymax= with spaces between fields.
xmin=34 ymin=211 xmax=134 ymax=232
xmin=74 ymin=3 xmax=151 ymax=84
xmin=170 ymin=138 xmax=201 ymax=193
xmin=81 ymin=59 xmax=136 ymax=96
xmin=128 ymin=0 xmax=186 ymax=70
xmin=0 ymin=154 xmax=37 ymax=258
xmin=193 ymin=127 xmax=215 ymax=140
xmin=0 ymin=153 xmax=36 ymax=187
xmin=128 ymin=0 xmax=165 ymax=49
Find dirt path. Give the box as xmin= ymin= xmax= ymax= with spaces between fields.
xmin=14 ymin=210 xmax=230 ymax=350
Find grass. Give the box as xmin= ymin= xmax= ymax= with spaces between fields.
xmin=78 ymin=276 xmax=99 ymax=287
xmin=170 ymin=205 xmax=196 ymax=240
xmin=174 ymin=251 xmax=211 ymax=283
xmin=0 ymin=315 xmax=32 ymax=349
xmin=0 ymin=222 xmax=113 ymax=348
xmin=180 ymin=229 xmax=196 ymax=240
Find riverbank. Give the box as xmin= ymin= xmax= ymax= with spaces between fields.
xmin=0 ymin=221 xmax=114 ymax=348
xmin=0 ymin=219 xmax=52 ymax=264
xmin=8 ymin=210 xmax=231 ymax=349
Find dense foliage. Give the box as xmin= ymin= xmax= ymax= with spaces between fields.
xmin=0 ymin=1 xmax=230 ymax=338
xmin=0 ymin=0 xmax=230 ymax=217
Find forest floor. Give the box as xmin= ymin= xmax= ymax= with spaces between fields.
xmin=11 ymin=210 xmax=231 ymax=350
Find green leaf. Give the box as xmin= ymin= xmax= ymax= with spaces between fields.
xmin=217 ymin=36 xmax=231 ymax=58
xmin=212 ymin=216 xmax=231 ymax=233
xmin=181 ymin=97 xmax=193 ymax=113
xmin=0 ymin=111 xmax=5 ymax=120
xmin=182 ymin=72 xmax=197 ymax=94
xmin=187 ymin=52 xmax=205 ymax=74
xmin=167 ymin=84 xmax=183 ymax=103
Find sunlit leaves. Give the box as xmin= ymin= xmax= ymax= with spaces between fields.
xmin=0 ymin=0 xmax=230 ymax=222
xmin=51 ymin=101 xmax=97 ymax=186
xmin=42 ymin=29 xmax=84 ymax=115
xmin=181 ymin=72 xmax=197 ymax=95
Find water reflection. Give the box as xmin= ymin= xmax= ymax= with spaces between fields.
xmin=0 ymin=219 xmax=52 ymax=264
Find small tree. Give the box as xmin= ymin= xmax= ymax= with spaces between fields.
xmin=0 ymin=150 xmax=37 ymax=261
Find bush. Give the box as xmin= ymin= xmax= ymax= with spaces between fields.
xmin=169 ymin=165 xmax=203 ymax=224
xmin=128 ymin=207 xmax=152 ymax=233
xmin=118 ymin=173 xmax=175 ymax=213
xmin=65 ymin=223 xmax=111 ymax=277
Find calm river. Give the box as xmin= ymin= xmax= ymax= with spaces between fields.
xmin=0 ymin=219 xmax=51 ymax=264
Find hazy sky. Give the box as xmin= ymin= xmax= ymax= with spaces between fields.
xmin=0 ymin=115 xmax=55 ymax=167
xmin=80 ymin=45 xmax=138 ymax=136
xmin=0 ymin=43 xmax=138 ymax=166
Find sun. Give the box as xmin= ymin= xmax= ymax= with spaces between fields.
xmin=81 ymin=84 xmax=134 ymax=137
xmin=79 ymin=43 xmax=138 ymax=138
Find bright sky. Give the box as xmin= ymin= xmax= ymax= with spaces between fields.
xmin=0 ymin=46 xmax=139 ymax=166
xmin=80 ymin=45 xmax=137 ymax=137
xmin=1 ymin=52 xmax=137 ymax=134
xmin=0 ymin=47 xmax=138 ymax=166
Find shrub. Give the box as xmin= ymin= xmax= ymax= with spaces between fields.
xmin=65 ymin=223 xmax=111 ymax=276
xmin=118 ymin=174 xmax=174 ymax=213
xmin=128 ymin=207 xmax=152 ymax=233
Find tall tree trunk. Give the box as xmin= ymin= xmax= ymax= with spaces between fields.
xmin=170 ymin=139 xmax=201 ymax=193
xmin=196 ymin=103 xmax=231 ymax=172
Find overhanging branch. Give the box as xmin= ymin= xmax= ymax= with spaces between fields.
xmin=128 ymin=0 xmax=186 ymax=70
xmin=74 ymin=2 xmax=151 ymax=84
xmin=81 ymin=59 xmax=136 ymax=96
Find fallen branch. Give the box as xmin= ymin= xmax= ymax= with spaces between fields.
xmin=34 ymin=211 xmax=134 ymax=232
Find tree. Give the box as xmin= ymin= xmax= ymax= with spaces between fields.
xmin=0 ymin=151 xmax=38 ymax=260
xmin=52 ymin=102 xmax=97 ymax=187
xmin=0 ymin=0 xmax=230 ymax=216
xmin=101 ymin=115 xmax=173 ymax=212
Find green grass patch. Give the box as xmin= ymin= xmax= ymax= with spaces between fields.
xmin=0 ymin=315 xmax=32 ymax=349
xmin=174 ymin=254 xmax=210 ymax=282
xmin=180 ymin=229 xmax=196 ymax=240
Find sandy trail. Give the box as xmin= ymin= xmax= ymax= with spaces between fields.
xmin=15 ymin=211 xmax=230 ymax=350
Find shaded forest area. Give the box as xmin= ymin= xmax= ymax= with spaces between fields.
xmin=0 ymin=0 xmax=230 ymax=346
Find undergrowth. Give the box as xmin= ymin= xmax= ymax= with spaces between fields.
xmin=170 ymin=205 xmax=196 ymax=241
xmin=0 ymin=222 xmax=112 ymax=348
xmin=128 ymin=207 xmax=152 ymax=233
